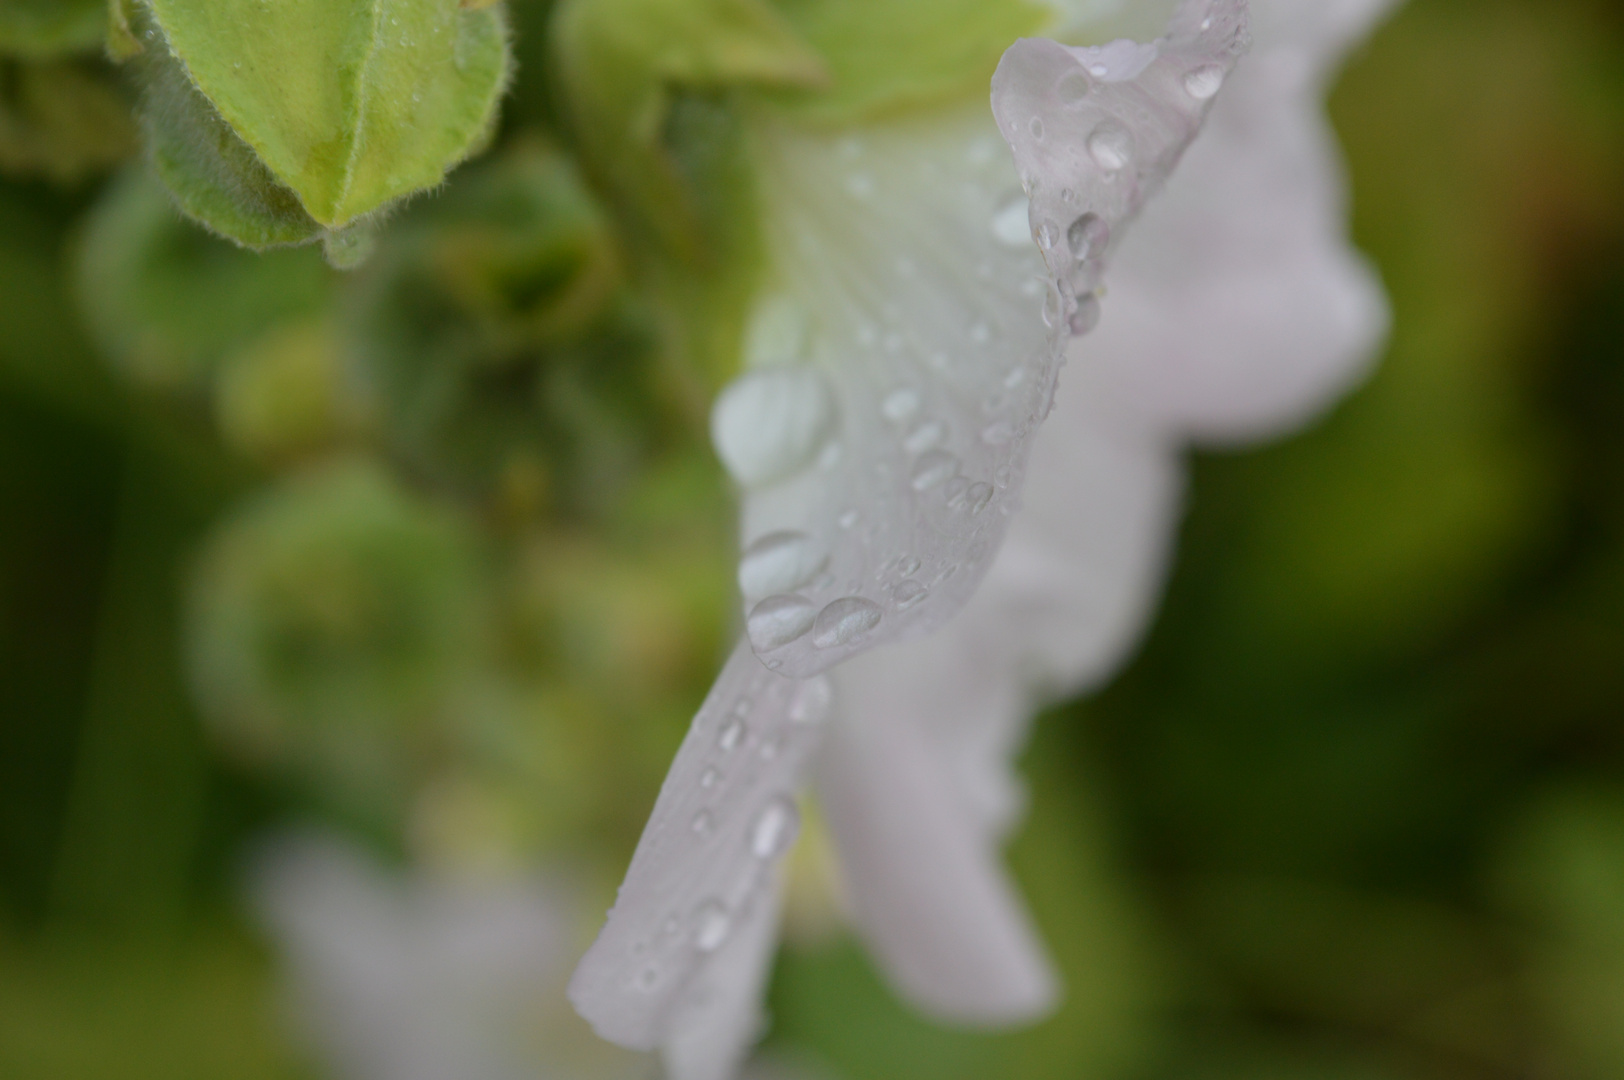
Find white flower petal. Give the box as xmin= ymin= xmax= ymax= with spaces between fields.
xmin=812 ymin=688 xmax=1059 ymax=1024
xmin=568 ymin=642 xmax=831 ymax=1050
xmin=1071 ymin=0 xmax=1399 ymax=442
xmin=721 ymin=0 xmax=1249 ymax=680
xmin=660 ymin=873 xmax=785 ymax=1080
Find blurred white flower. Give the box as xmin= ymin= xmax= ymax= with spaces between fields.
xmin=568 ymin=0 xmax=1399 ymax=1076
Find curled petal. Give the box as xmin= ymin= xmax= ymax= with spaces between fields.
xmin=720 ymin=0 xmax=1250 ymax=679
xmin=569 ymin=642 xmax=831 ymax=1049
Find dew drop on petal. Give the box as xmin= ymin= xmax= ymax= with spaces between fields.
xmin=692 ymin=899 xmax=731 ymax=952
xmin=749 ymin=797 xmax=801 ymax=860
xmin=981 ymin=421 xmax=1016 ymax=446
xmin=700 ymin=767 xmax=721 ymax=790
xmin=882 ymin=387 xmax=921 ymax=424
xmin=717 ymin=715 xmax=747 ymax=753
xmin=746 ymin=594 xmax=817 ymax=652
xmin=1183 ymin=63 xmax=1226 ymax=100
xmin=1037 ymin=221 xmax=1059 ymax=250
xmin=1087 ymin=123 xmax=1133 ymax=171
xmin=910 ymin=451 xmax=959 ymax=491
xmin=1069 ymin=294 xmax=1102 ymax=337
xmin=893 ymin=579 xmax=929 ymax=608
xmin=691 ymin=809 xmax=715 ymax=836
xmin=711 ymin=368 xmax=837 ymax=488
xmin=811 ymin=597 xmax=883 ymax=649
xmin=898 ymin=556 xmax=921 ymax=577
xmin=1067 ymin=212 xmax=1109 ymax=261
xmin=739 ymin=531 xmax=826 ymax=600
xmin=903 ymin=421 xmax=946 ymax=455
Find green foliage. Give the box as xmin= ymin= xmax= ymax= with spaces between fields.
xmin=134 ymin=0 xmax=510 ymax=250
xmin=0 ymin=58 xmax=137 ymax=184
xmin=0 ymin=0 xmax=105 ymax=59
xmin=75 ymin=168 xmax=332 ymax=389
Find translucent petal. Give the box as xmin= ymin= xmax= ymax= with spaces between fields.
xmin=721 ymin=0 xmax=1250 ymax=679
xmin=660 ymin=873 xmax=785 ymax=1080
xmin=1067 ymin=0 xmax=1398 ymax=442
xmin=813 ymin=692 xmax=1059 ymax=1024
xmin=568 ymin=642 xmax=830 ymax=1049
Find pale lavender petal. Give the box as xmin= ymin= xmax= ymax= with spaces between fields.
xmin=813 ymin=688 xmax=1059 ymax=1023
xmin=568 ymin=642 xmax=831 ymax=1050
xmin=1070 ymin=0 xmax=1400 ymax=442
xmin=716 ymin=0 xmax=1248 ymax=680
xmin=660 ymin=872 xmax=785 ymax=1080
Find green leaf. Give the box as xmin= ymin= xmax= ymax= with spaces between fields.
xmin=75 ymin=168 xmax=332 ymax=389
xmin=552 ymin=0 xmax=826 ymax=258
xmin=764 ymin=0 xmax=1054 ymax=127
xmin=0 ymin=58 xmax=137 ymax=184
xmin=146 ymin=0 xmax=510 ymax=230
xmin=0 ymin=0 xmax=105 ymax=58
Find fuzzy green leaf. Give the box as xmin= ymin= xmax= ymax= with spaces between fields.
xmin=146 ymin=0 xmax=509 ymax=231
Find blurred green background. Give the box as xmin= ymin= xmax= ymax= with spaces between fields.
xmin=3 ymin=0 xmax=1623 ymax=1078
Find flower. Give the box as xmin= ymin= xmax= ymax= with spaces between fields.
xmin=566 ymin=0 xmax=1398 ymax=1076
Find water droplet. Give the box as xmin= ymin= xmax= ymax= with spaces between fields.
xmin=904 ymin=421 xmax=946 ymax=455
xmin=1037 ymin=221 xmax=1059 ymax=250
xmin=691 ymin=809 xmax=715 ymax=836
xmin=788 ymin=676 xmax=832 ymax=724
xmin=882 ymin=387 xmax=921 ymax=424
xmin=941 ymin=476 xmax=970 ymax=508
xmin=739 ymin=531 xmax=827 ymax=600
xmin=1070 ymin=293 xmax=1102 ymax=336
xmin=1067 ymin=213 xmax=1110 ymax=261
xmin=898 ymin=556 xmax=922 ymax=577
xmin=811 ymin=597 xmax=883 ymax=649
xmin=893 ymin=579 xmax=929 ymax=608
xmin=1056 ymin=71 xmax=1091 ymax=103
xmin=1028 ymin=116 xmax=1044 ymax=140
xmin=965 ymin=482 xmax=995 ymax=514
xmin=982 ymin=421 xmax=1016 ymax=446
xmin=750 ymin=797 xmax=801 ymax=859
xmin=1184 ymin=63 xmax=1225 ymax=100
xmin=991 ymin=195 xmax=1032 ymax=247
xmin=1004 ymin=365 xmax=1028 ymax=389
xmin=700 ymin=767 xmax=721 ymax=790
xmin=1087 ymin=123 xmax=1132 ymax=171
xmin=712 ymin=368 xmax=837 ymax=488
xmin=1042 ymin=284 xmax=1063 ymax=328
xmin=717 ymin=715 xmax=747 ymax=753
xmin=746 ymin=593 xmax=816 ymax=652
xmin=1089 ymin=63 xmax=1108 ymax=77
xmin=693 ymin=900 xmax=731 ymax=952
xmin=910 ymin=451 xmax=959 ymax=491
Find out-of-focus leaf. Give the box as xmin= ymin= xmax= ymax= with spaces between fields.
xmin=215 ymin=319 xmax=366 ymax=464
xmin=764 ymin=0 xmax=1051 ymax=127
xmin=0 ymin=58 xmax=136 ymax=183
xmin=75 ymin=168 xmax=331 ymax=389
xmin=551 ymin=0 xmax=826 ymax=259
xmin=142 ymin=0 xmax=509 ymax=244
xmin=344 ymin=140 xmax=657 ymax=502
xmin=0 ymin=0 xmax=104 ymax=58
xmin=186 ymin=456 xmax=495 ymax=820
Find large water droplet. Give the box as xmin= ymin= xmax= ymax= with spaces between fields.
xmin=739 ymin=531 xmax=826 ymax=601
xmin=712 ymin=368 xmax=837 ymax=488
xmin=1070 ymin=293 xmax=1102 ymax=336
xmin=1183 ymin=63 xmax=1225 ymax=100
xmin=750 ymin=797 xmax=801 ymax=860
xmin=811 ymin=597 xmax=883 ymax=649
xmin=788 ymin=676 xmax=832 ymax=724
xmin=746 ymin=594 xmax=817 ymax=652
xmin=1067 ymin=213 xmax=1110 ymax=261
xmin=991 ymin=195 xmax=1032 ymax=247
xmin=882 ymin=387 xmax=921 ymax=424
xmin=693 ymin=899 xmax=731 ymax=952
xmin=910 ymin=451 xmax=959 ymax=491
xmin=1087 ymin=123 xmax=1132 ymax=171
